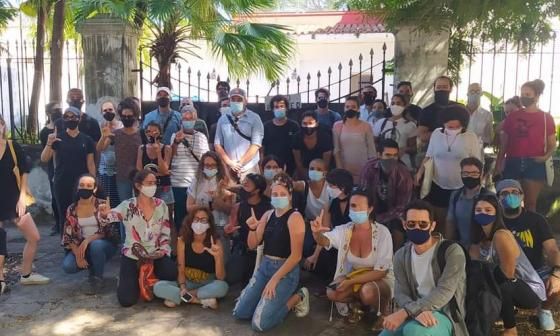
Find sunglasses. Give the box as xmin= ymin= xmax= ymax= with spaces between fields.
xmin=405 ymin=220 xmax=431 ymax=230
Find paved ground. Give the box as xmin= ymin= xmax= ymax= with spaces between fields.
xmin=0 ymin=222 xmax=375 ymax=336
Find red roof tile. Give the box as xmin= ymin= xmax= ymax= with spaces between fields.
xmin=298 ymin=11 xmax=385 ymax=36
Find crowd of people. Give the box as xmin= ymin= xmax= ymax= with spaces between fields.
xmin=0 ymin=76 xmax=559 ymax=335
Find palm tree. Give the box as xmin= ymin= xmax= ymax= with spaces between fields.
xmin=72 ymin=0 xmax=295 ymax=88
xmin=49 ymin=0 xmax=65 ymax=103
xmin=0 ymin=0 xmax=17 ymax=54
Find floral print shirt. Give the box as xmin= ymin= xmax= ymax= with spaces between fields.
xmin=61 ymin=198 xmax=113 ymax=249
xmin=102 ymin=197 xmax=171 ymax=260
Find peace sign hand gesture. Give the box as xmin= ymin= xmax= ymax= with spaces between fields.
xmin=311 ymin=209 xmax=329 ymax=234
xmin=246 ymin=208 xmax=261 ymax=231
xmin=204 ymin=236 xmax=223 ymax=258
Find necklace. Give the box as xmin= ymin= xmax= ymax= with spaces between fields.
xmin=445 ymin=132 xmax=460 ymax=152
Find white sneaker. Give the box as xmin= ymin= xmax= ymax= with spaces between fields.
xmin=20 ymin=273 xmax=50 ymax=285
xmin=200 ymin=298 xmax=218 ymax=310
xmin=336 ymin=302 xmax=349 ymax=317
xmin=294 ymin=287 xmax=310 ymax=318
xmin=163 ymin=300 xmax=177 ymax=308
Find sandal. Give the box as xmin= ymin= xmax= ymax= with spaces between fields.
xmin=346 ymin=305 xmax=365 ymax=324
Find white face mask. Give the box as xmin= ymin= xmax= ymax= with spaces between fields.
xmin=327 ymin=185 xmax=342 ymax=199
xmin=191 ymin=221 xmax=209 ymax=235
xmin=140 ymin=185 xmax=157 ymax=198
xmin=445 ymin=128 xmax=462 ymax=136
xmin=390 ymin=105 xmax=404 ymax=116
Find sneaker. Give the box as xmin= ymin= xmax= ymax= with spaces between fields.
xmin=538 ymin=309 xmax=556 ymax=331
xmin=20 ymin=273 xmax=50 ymax=285
xmin=335 ymin=302 xmax=349 ymax=317
xmin=0 ymin=280 xmax=6 ymax=295
xmin=294 ymin=287 xmax=310 ymax=318
xmin=200 ymin=298 xmax=218 ymax=310
xmin=163 ymin=300 xmax=177 ymax=308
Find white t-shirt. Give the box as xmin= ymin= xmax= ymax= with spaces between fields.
xmin=78 ymin=216 xmax=98 ymax=238
xmin=373 ymin=117 xmax=417 ymax=169
xmin=426 ymin=128 xmax=481 ymax=189
xmin=411 ymin=243 xmax=437 ymax=298
xmin=304 ymin=182 xmax=329 ymax=220
xmin=188 ymin=176 xmax=228 ymax=227
xmin=467 ymin=107 xmax=493 ymax=145
xmin=170 ymin=131 xmax=210 ymax=187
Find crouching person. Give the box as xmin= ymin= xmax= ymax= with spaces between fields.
xmin=154 ymin=207 xmax=228 ymax=309
xmin=381 ymin=200 xmax=468 ymax=336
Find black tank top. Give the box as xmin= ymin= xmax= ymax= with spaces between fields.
xmin=141 ymin=145 xmax=171 ymax=186
xmin=237 ymin=198 xmax=271 ymax=246
xmin=185 ymin=242 xmax=215 ymax=274
xmin=263 ymin=209 xmax=296 ymax=259
xmin=329 ymin=197 xmax=350 ymax=228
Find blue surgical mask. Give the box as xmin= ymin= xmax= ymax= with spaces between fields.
xmin=203 ymin=168 xmax=218 ymax=178
xmin=308 ymin=170 xmax=324 ymax=182
xmin=263 ymin=169 xmax=277 ymax=181
xmin=474 ymin=213 xmax=496 ymax=226
xmin=229 ymin=102 xmax=244 ymax=116
xmin=273 ymin=108 xmax=286 ymax=119
xmin=349 ymin=210 xmax=369 ymax=224
xmin=501 ymin=194 xmax=522 ymax=209
xmin=270 ymin=196 xmax=290 ymax=209
xmin=406 ymin=228 xmax=431 ymax=245
xmin=182 ymin=120 xmax=195 ymax=130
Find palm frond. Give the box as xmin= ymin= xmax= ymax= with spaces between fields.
xmin=0 ymin=0 xmax=18 ymax=30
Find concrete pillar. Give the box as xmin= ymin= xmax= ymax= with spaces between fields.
xmin=393 ymin=26 xmax=450 ymax=107
xmin=79 ymin=14 xmax=139 ymax=120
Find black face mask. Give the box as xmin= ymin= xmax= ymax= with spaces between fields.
xmin=363 ymin=94 xmax=376 ymax=105
xmin=302 ymin=126 xmax=317 ymax=136
xmin=461 ymin=176 xmax=480 ymax=189
xmin=434 ymin=90 xmax=450 ymax=105
xmin=317 ymin=99 xmax=328 ymax=109
xmin=122 ymin=117 xmax=135 ymax=128
xmin=520 ymin=96 xmax=535 ymax=108
xmin=103 ymin=113 xmax=115 ymax=121
xmin=77 ymin=188 xmax=94 ymax=200
xmin=51 ymin=111 xmax=63 ymax=122
xmin=239 ymin=188 xmax=257 ymax=201
xmin=380 ymin=158 xmax=397 ymax=172
xmin=157 ymin=97 xmax=170 ymax=107
xmin=345 ymin=109 xmax=358 ymax=119
xmin=69 ymin=100 xmax=83 ymax=110
xmin=65 ymin=119 xmax=79 ymax=130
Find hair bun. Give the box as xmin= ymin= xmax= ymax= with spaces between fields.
xmin=531 ymin=79 xmax=545 ymax=95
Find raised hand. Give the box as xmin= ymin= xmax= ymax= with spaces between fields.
xmin=246 ymin=208 xmax=260 ymax=231
xmin=224 ymin=224 xmax=241 ymax=235
xmin=47 ymin=127 xmax=61 ymax=146
xmin=310 ymin=209 xmax=329 ymax=234
xmin=101 ymin=124 xmax=114 ymax=138
xmin=98 ymin=198 xmax=111 ymax=218
xmin=204 ymin=235 xmax=222 ymax=258
xmin=174 ymin=129 xmax=186 ymax=143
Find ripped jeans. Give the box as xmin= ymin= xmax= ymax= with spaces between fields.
xmin=232 ymin=256 xmax=299 ymax=332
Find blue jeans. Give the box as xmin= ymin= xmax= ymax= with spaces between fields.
xmin=379 ymin=311 xmax=453 ymax=336
xmin=62 ymin=239 xmax=117 ymax=278
xmin=153 ymin=277 xmax=229 ymax=305
xmin=172 ymin=187 xmax=188 ymax=231
xmin=116 ymin=180 xmax=133 ymax=202
xmin=233 ymin=256 xmax=300 ymax=332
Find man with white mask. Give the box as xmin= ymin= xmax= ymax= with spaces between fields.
xmin=466 ymin=83 xmax=493 ymax=147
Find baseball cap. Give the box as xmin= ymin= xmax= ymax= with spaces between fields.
xmin=156 ymin=87 xmax=172 ymax=98
xmin=64 ymin=106 xmax=81 ymax=117
xmin=229 ymin=88 xmax=246 ymax=99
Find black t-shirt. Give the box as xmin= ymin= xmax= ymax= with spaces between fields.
xmin=39 ymin=126 xmax=55 ymax=179
xmin=329 ymin=198 xmax=350 ymax=228
xmin=55 ymin=114 xmax=101 ymax=142
xmin=0 ymin=141 xmax=31 ymax=221
xmin=292 ymin=126 xmax=333 ymax=169
xmin=503 ymin=209 xmax=554 ymax=270
xmin=405 ymin=104 xmax=423 ymax=122
xmin=262 ymin=119 xmax=299 ymax=174
xmin=418 ymin=101 xmax=463 ymax=132
xmin=52 ymin=132 xmax=95 ymax=183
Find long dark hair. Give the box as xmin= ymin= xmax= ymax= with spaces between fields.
xmin=132 ymin=169 xmax=156 ymax=194
xmin=179 ymin=207 xmax=218 ymax=248
xmin=72 ymin=173 xmax=102 ymax=203
xmin=195 ymin=151 xmax=231 ymax=187
xmin=470 ymin=193 xmax=507 ymax=244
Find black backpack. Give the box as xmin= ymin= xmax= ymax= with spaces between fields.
xmin=437 ymin=240 xmax=502 ymax=336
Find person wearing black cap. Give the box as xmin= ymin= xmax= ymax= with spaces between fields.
xmin=396 ymin=81 xmax=422 ymax=122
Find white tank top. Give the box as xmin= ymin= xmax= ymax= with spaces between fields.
xmin=78 ymin=216 xmax=98 ymax=237
xmin=304 ymin=182 xmax=329 ymax=219
xmin=347 ymin=249 xmax=376 ymax=269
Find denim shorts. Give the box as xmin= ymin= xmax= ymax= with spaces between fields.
xmin=503 ymin=157 xmax=546 ymax=182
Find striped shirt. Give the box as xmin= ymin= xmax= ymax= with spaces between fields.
xmin=170 ymin=131 xmax=209 ymax=188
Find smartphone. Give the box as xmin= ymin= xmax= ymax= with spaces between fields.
xmin=326 ymin=282 xmax=338 ymax=290
xmin=181 ymin=291 xmax=193 ymax=303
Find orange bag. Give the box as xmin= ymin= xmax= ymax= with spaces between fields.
xmin=138 ymin=260 xmax=158 ymax=301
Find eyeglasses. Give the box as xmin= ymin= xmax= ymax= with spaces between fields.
xmin=405 ymin=220 xmax=431 ymax=230
xmin=193 ymin=217 xmax=209 ymax=223
xmin=499 ymin=190 xmax=522 ymax=197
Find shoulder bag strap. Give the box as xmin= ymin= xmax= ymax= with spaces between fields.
xmin=7 ymin=140 xmax=22 ymax=191
xmin=226 ymin=115 xmax=252 ymax=142
xmin=182 ymin=133 xmax=200 ymax=162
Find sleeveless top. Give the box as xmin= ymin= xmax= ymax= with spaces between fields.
xmin=329 ymin=197 xmax=350 ymax=228
xmin=185 ymin=241 xmax=215 ymax=274
xmin=141 ymin=145 xmax=171 ymax=186
xmin=236 ymin=199 xmax=271 ymax=249
xmin=263 ymin=209 xmax=296 ymax=259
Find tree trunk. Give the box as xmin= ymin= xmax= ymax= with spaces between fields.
xmin=49 ymin=0 xmax=65 ymax=104
xmin=154 ymin=62 xmax=172 ymax=89
xmin=27 ymin=3 xmax=48 ymax=135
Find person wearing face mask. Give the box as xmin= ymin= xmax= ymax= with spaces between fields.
xmin=415 ymin=106 xmax=481 ymax=234
xmin=153 ymin=208 xmax=229 ymax=309
xmin=314 ymin=88 xmax=342 ymax=129
xmin=179 ymin=98 xmax=210 ymax=139
xmin=214 ymin=88 xmax=264 ymax=182
xmin=224 ymin=173 xmax=271 ymax=286
xmin=60 ymin=88 xmax=102 ymax=142
xmin=359 ymin=85 xmax=383 ymax=126
xmin=465 ymin=83 xmax=493 ymax=147
xmin=98 ymin=170 xmax=177 ymax=307
xmin=142 ymin=87 xmax=182 ymax=145
xmin=381 ymin=200 xmax=468 ymax=336
xmin=62 ymin=174 xmax=118 ymax=295
xmin=312 ymin=189 xmax=394 ymax=327
xmin=292 ymin=111 xmax=333 ymax=179
xmin=41 ymin=107 xmax=97 ymax=236
xmin=209 ymin=97 xmax=230 ymax=150
xmin=496 ymin=180 xmax=560 ymax=331
xmin=262 ymin=95 xmax=299 ymax=176
xmin=469 ymin=194 xmax=545 ymax=336
xmin=373 ymin=94 xmax=417 ymax=170
xmin=170 ymin=105 xmax=210 ymax=231
xmin=494 ymin=96 xmax=522 ymax=149
xmin=496 ymin=79 xmax=556 ymax=212
xmin=96 ymin=100 xmax=123 ymax=209
xmin=233 ymin=173 xmax=310 ymax=331
xmin=261 ymin=155 xmax=302 ymax=209
xmin=396 ymin=81 xmax=422 ymax=122
xmin=359 ymin=140 xmax=413 ymax=251
xmin=333 ymin=96 xmax=377 ymax=183
xmin=112 ymin=98 xmax=143 ymax=201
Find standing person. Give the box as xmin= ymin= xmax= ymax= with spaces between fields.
xmin=381 ymin=200 xmax=468 ymax=336
xmin=153 ymin=207 xmax=229 ymax=309
xmin=469 ymin=194 xmax=546 ymax=336
xmin=207 ymin=81 xmax=231 ymax=130
xmin=0 ymin=116 xmax=50 ymax=294
xmin=373 ymin=94 xmax=417 ymax=170
xmin=41 ymin=107 xmax=96 ymax=236
xmin=216 ymin=81 xmax=230 ymax=101
xmin=358 ymin=85 xmax=382 ymax=127
xmin=314 ymin=88 xmax=341 ymax=129
xmin=333 ymin=96 xmax=377 ymax=183
xmin=214 ymin=88 xmax=264 ymax=182
xmin=64 ymin=88 xmax=102 ymax=142
xmin=113 ymin=98 xmax=143 ymax=201
xmin=97 ymin=99 xmax=122 ymax=208
xmin=61 ymin=174 xmax=118 ymax=294
xmin=396 ymin=81 xmax=422 ymax=122
xmin=232 ymin=173 xmax=310 ymax=332
xmin=496 ymin=79 xmax=556 ymax=211
xmin=415 ymin=105 xmax=481 ymax=233
xmin=170 ymin=105 xmax=210 ymax=230
xmin=497 ymin=179 xmax=560 ymax=331
xmin=494 ymin=96 xmax=522 ymax=149
xmin=142 ymin=87 xmax=181 ymax=145
xmin=292 ymin=111 xmax=333 ymax=179
xmin=98 ymin=170 xmax=177 ymax=307
xmin=262 ymin=95 xmax=299 ymax=176
xmin=40 ymin=102 xmax=63 ymax=236
xmin=465 ymin=83 xmax=493 ymax=147
xmin=179 ymin=98 xmax=210 ymax=139
xmin=209 ymin=97 xmax=230 ymax=150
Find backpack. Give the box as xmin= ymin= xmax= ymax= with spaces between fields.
xmin=437 ymin=240 xmax=502 ymax=336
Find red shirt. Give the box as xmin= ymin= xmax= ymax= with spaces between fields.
xmin=503 ymin=109 xmax=556 ymax=158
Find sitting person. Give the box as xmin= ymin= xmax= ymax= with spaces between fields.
xmin=469 ymin=193 xmax=546 ymax=335
xmin=311 ymin=188 xmax=393 ymax=327
xmin=154 ymin=207 xmax=228 ymax=309
xmin=62 ymin=174 xmax=118 ymax=294
xmin=496 ymin=179 xmax=560 ymax=331
xmin=233 ymin=173 xmax=310 ymax=331
xmin=381 ymin=200 xmax=468 ymax=336
xmin=99 ymin=169 xmax=177 ymax=307
xmin=359 ymin=139 xmax=413 ymax=251
xmin=261 ymin=155 xmax=285 ymax=197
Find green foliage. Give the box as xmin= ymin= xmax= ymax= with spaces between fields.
xmin=0 ymin=0 xmax=17 ymax=30
xmin=11 ymin=126 xmax=40 ymax=145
